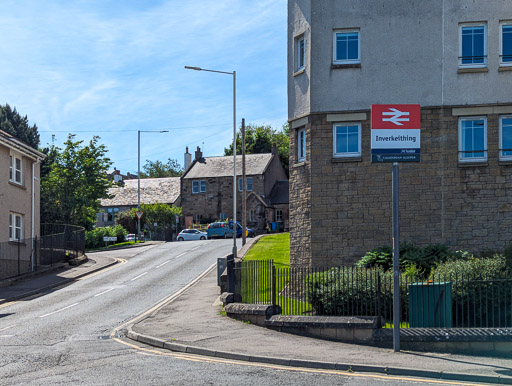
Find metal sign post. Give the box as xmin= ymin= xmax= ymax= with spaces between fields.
xmin=371 ymin=104 xmax=421 ymax=353
xmin=392 ymin=162 xmax=400 ymax=352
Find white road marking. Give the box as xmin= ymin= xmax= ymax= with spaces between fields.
xmin=0 ymin=334 xmax=14 ymax=338
xmin=156 ymin=260 xmax=171 ymax=268
xmin=190 ymin=246 xmax=201 ymax=251
xmin=175 ymin=252 xmax=187 ymax=258
xmin=94 ymin=288 xmax=115 ymax=297
xmin=39 ymin=302 xmax=80 ymax=318
xmin=130 ymin=272 xmax=148 ymax=281
xmin=0 ymin=325 xmax=15 ymax=332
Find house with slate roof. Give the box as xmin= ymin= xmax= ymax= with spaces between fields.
xmin=97 ymin=177 xmax=181 ymax=227
xmin=246 ymin=179 xmax=289 ymax=232
xmin=180 ymin=146 xmax=288 ymax=233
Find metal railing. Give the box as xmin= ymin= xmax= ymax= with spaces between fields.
xmin=233 ymin=261 xmax=512 ymax=328
xmin=0 ymin=224 xmax=85 ymax=281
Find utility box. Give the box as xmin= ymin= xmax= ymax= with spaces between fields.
xmin=409 ymin=282 xmax=452 ymax=328
xmin=217 ymin=257 xmax=226 ymax=286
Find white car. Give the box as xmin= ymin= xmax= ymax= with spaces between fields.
xmin=177 ymin=229 xmax=207 ymax=241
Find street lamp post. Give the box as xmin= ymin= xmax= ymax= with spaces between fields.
xmin=137 ymin=130 xmax=168 ymax=241
xmin=185 ymin=65 xmax=237 ymax=261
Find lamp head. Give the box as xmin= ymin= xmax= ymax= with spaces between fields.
xmin=184 ymin=66 xmax=202 ymax=71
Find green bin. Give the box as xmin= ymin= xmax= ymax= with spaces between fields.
xmin=409 ymin=282 xmax=452 ymax=327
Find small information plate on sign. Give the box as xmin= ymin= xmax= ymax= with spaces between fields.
xmin=103 ymin=237 xmax=117 ymax=242
xmin=371 ymin=104 xmax=421 ymax=163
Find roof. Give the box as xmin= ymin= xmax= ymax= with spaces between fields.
xmin=183 ymin=153 xmax=274 ymax=179
xmin=267 ymin=180 xmax=289 ymax=205
xmin=100 ymin=177 xmax=180 ymax=207
xmin=0 ymin=129 xmax=45 ymax=160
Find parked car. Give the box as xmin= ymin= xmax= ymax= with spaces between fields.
xmin=207 ymin=222 xmax=234 ymax=239
xmin=126 ymin=234 xmax=136 ymax=242
xmin=177 ymin=229 xmax=207 ymax=241
xmin=228 ymin=221 xmax=255 ymax=238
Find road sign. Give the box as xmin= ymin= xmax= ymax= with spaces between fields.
xmin=103 ymin=236 xmax=117 ymax=242
xmin=371 ymin=104 xmax=421 ymax=163
xmin=136 ymin=211 xmax=144 ymax=219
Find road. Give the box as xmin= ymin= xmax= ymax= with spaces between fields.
xmin=0 ymin=240 xmax=459 ymax=385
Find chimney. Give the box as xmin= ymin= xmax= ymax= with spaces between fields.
xmin=195 ymin=146 xmax=203 ymax=161
xmin=184 ymin=146 xmax=192 ymax=170
xmin=271 ymin=142 xmax=278 ymax=156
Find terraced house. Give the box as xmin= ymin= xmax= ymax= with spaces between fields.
xmin=0 ymin=129 xmax=45 ymax=275
xmin=288 ymin=0 xmax=512 ymax=267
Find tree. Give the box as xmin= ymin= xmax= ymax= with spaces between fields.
xmin=224 ymin=124 xmax=290 ymax=176
xmin=140 ymin=158 xmax=183 ymax=178
xmin=0 ymin=104 xmax=40 ymax=149
xmin=116 ymin=204 xmax=182 ymax=235
xmin=41 ymin=134 xmax=112 ymax=230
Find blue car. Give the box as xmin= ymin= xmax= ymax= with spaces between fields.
xmin=228 ymin=221 xmax=255 ymax=238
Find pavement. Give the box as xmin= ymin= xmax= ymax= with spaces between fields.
xmin=2 ymin=239 xmax=512 ymax=384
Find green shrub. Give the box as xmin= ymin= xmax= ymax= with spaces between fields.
xmin=85 ymin=225 xmax=128 ymax=249
xmin=356 ymin=242 xmax=454 ymax=277
xmin=431 ymin=254 xmax=512 ymax=327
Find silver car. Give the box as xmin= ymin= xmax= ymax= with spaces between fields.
xmin=177 ymin=229 xmax=207 ymax=241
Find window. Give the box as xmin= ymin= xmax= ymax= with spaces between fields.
xmin=295 ymin=35 xmax=305 ymax=72
xmin=297 ymin=128 xmax=306 ymax=162
xmin=276 ymin=209 xmax=283 ymax=222
xmin=195 ymin=214 xmax=202 ymax=223
xmin=192 ymin=180 xmax=206 ymax=193
xmin=501 ymin=23 xmax=512 ymax=66
xmin=238 ymin=177 xmax=253 ymax=192
xmin=9 ymin=212 xmax=22 ymax=241
xmin=333 ymin=123 xmax=361 ymax=157
xmin=333 ymin=30 xmax=360 ymax=64
xmin=9 ymin=154 xmax=22 ymax=184
xmin=460 ymin=24 xmax=487 ymax=67
xmin=220 ymin=213 xmax=227 ymax=221
xmin=459 ymin=117 xmax=487 ymax=162
xmin=500 ymin=116 xmax=512 ymax=160
xmin=249 ymin=209 xmax=256 ymax=222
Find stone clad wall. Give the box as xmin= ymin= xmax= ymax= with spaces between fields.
xmin=290 ymin=106 xmax=512 ymax=267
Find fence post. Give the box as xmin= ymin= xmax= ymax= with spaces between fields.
xmin=17 ymin=238 xmax=21 ymax=276
xmin=272 ymin=265 xmax=277 ymax=309
xmin=227 ymin=253 xmax=235 ymax=294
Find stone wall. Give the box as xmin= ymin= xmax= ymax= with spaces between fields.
xmin=290 ymin=106 xmax=512 ymax=267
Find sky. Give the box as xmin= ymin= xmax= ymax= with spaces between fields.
xmin=0 ymin=0 xmax=288 ymax=174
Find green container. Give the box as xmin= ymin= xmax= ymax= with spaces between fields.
xmin=409 ymin=282 xmax=452 ymax=328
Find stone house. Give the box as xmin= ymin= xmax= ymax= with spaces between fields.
xmin=97 ymin=177 xmax=180 ymax=231
xmin=0 ymin=129 xmax=45 ymax=271
xmin=180 ymin=146 xmax=288 ymax=233
xmin=288 ymin=0 xmax=512 ymax=267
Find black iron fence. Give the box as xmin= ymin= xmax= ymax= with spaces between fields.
xmin=0 ymin=224 xmax=85 ymax=281
xmin=233 ymin=261 xmax=512 ymax=328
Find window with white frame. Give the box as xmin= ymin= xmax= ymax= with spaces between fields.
xmin=295 ymin=35 xmax=305 ymax=72
xmin=9 ymin=212 xmax=23 ymax=241
xmin=238 ymin=177 xmax=253 ymax=192
xmin=500 ymin=116 xmax=512 ymax=160
xmin=333 ymin=123 xmax=361 ymax=157
xmin=297 ymin=128 xmax=306 ymax=162
xmin=220 ymin=213 xmax=227 ymax=221
xmin=195 ymin=214 xmax=202 ymax=223
xmin=460 ymin=23 xmax=487 ymax=67
xmin=9 ymin=153 xmax=22 ymax=184
xmin=192 ymin=180 xmax=206 ymax=193
xmin=333 ymin=30 xmax=360 ymax=64
xmin=249 ymin=209 xmax=256 ymax=222
xmin=459 ymin=117 xmax=487 ymax=162
xmin=275 ymin=209 xmax=283 ymax=222
xmin=501 ymin=23 xmax=512 ymax=66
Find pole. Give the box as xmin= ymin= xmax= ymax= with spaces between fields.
xmin=137 ymin=130 xmax=141 ymax=242
xmin=232 ymin=71 xmax=237 ymax=260
xmin=242 ymin=118 xmax=247 ymax=246
xmin=392 ymin=162 xmax=400 ymax=352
